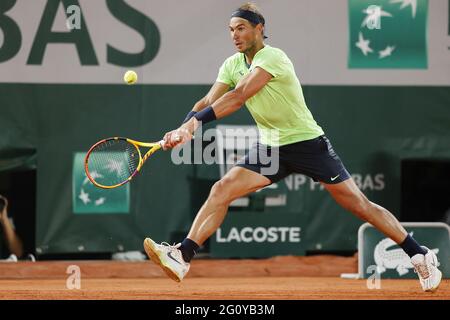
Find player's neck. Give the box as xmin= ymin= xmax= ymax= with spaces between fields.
xmin=244 ymin=42 xmax=265 ymax=65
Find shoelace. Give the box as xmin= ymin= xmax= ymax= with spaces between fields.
xmin=160 ymin=242 xmax=181 ymax=249
xmin=414 ymin=260 xmax=430 ymax=279
xmin=160 ymin=242 xmax=185 ymax=263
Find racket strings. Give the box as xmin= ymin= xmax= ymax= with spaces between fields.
xmin=87 ymin=139 xmax=140 ymax=187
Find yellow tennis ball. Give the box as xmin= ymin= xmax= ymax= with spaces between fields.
xmin=124 ymin=70 xmax=138 ymax=84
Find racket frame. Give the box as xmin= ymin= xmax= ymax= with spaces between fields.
xmin=84 ymin=137 xmax=163 ymax=189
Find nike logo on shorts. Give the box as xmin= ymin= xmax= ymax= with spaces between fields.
xmin=331 ymin=174 xmax=340 ymax=181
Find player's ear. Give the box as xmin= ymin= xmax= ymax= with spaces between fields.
xmin=256 ymin=23 xmax=264 ymax=37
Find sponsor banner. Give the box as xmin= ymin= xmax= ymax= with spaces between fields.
xmin=0 ymin=0 xmax=449 ymax=85
xmin=72 ymin=152 xmax=129 ymax=214
xmin=216 ymin=226 xmax=301 ymax=244
xmin=358 ymin=222 xmax=450 ymax=279
xmin=348 ymin=0 xmax=428 ymax=69
xmin=210 ymin=211 xmax=306 ymax=258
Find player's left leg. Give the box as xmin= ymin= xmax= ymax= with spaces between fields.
xmin=322 ymin=178 xmax=406 ymax=242
xmin=143 ymin=166 xmax=271 ymax=282
xmin=323 ymin=178 xmax=442 ymax=292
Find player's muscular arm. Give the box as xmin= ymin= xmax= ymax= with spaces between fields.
xmin=192 ymin=82 xmax=230 ymax=112
xmin=163 ymin=68 xmax=272 ymax=149
xmin=164 ymin=82 xmax=229 ymax=148
xmin=210 ymin=67 xmax=272 ymax=118
xmin=182 ymin=67 xmax=272 ymax=133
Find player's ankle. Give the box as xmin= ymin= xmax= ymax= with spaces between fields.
xmin=179 ymin=238 xmax=199 ymax=263
xmin=400 ymin=234 xmax=428 ymax=258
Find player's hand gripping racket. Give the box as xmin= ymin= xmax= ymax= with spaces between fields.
xmin=84 ymin=137 xmax=178 ymax=189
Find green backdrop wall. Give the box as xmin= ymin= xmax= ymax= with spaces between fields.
xmin=1 ymin=84 xmax=449 ymax=255
xmin=1 ymin=0 xmax=449 ymax=256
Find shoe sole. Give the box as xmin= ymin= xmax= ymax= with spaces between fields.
xmin=143 ymin=238 xmax=181 ymax=283
xmin=425 ymin=269 xmax=442 ymax=292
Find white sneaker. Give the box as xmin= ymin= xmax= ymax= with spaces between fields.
xmin=143 ymin=238 xmax=190 ymax=282
xmin=411 ymin=247 xmax=442 ymax=292
xmin=1 ymin=254 xmax=18 ymax=262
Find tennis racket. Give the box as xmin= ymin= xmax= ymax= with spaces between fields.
xmin=84 ymin=137 xmax=169 ymax=189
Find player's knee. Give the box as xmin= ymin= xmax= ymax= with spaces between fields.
xmin=210 ymin=178 xmax=235 ymax=204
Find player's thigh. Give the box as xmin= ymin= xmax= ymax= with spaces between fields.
xmin=213 ymin=166 xmax=271 ymax=200
xmin=321 ymin=178 xmax=369 ymax=212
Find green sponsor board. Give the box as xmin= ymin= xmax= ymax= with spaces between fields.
xmin=358 ymin=222 xmax=450 ymax=279
xmin=210 ymin=211 xmax=306 ymax=258
xmin=0 ymin=83 xmax=447 ymax=254
xmin=72 ymin=152 xmax=129 ymax=214
xmin=348 ymin=0 xmax=428 ymax=68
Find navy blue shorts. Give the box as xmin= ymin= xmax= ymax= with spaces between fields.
xmin=236 ymin=135 xmax=351 ymax=184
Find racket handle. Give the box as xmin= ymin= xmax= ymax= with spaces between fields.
xmin=160 ymin=134 xmax=190 ymax=149
xmin=159 ymin=136 xmax=181 ymax=148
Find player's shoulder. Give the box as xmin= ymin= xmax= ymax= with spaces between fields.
xmin=222 ymin=52 xmax=243 ymax=65
xmin=258 ymin=45 xmax=290 ymax=61
xmin=264 ymin=45 xmax=286 ymax=55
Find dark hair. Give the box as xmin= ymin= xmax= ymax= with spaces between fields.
xmin=238 ymin=3 xmax=265 ymax=25
xmin=237 ymin=2 xmax=266 ymax=38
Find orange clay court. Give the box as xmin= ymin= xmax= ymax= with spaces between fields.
xmin=0 ymin=256 xmax=448 ymax=300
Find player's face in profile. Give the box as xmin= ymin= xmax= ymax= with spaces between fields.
xmin=229 ymin=17 xmax=258 ymax=53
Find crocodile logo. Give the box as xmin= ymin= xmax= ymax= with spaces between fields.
xmin=373 ymin=233 xmax=439 ymax=276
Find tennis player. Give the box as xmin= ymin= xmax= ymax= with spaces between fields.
xmin=144 ymin=3 xmax=442 ymax=291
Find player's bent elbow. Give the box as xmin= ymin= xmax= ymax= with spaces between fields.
xmin=228 ymin=89 xmax=246 ymax=109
